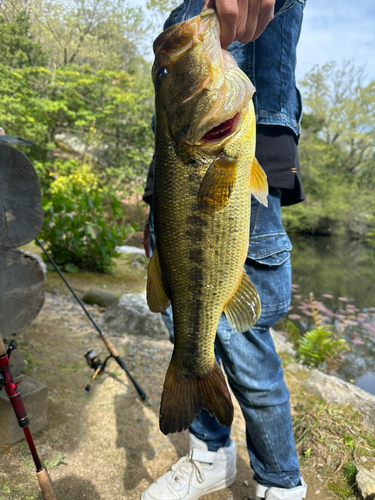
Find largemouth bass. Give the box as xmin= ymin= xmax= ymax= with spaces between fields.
xmin=148 ymin=9 xmax=268 ymax=435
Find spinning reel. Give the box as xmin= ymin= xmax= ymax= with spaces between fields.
xmin=83 ymin=348 xmax=113 ymax=392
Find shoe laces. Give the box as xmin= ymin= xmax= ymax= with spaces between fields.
xmin=171 ymin=450 xmax=206 ymax=484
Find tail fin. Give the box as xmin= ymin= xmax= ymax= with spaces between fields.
xmin=159 ymin=359 xmax=234 ymax=435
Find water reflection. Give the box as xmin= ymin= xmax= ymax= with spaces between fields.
xmin=287 ymin=235 xmax=375 ymax=395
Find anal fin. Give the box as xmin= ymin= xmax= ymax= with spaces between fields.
xmin=223 ymin=271 xmax=261 ymax=333
xmin=147 ymin=245 xmax=171 ymax=313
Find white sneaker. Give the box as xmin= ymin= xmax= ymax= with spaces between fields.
xmin=141 ymin=433 xmax=236 ymax=500
xmin=255 ymin=477 xmax=307 ymax=500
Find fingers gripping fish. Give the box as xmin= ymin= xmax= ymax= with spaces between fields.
xmin=147 ymin=9 xmax=268 ymax=435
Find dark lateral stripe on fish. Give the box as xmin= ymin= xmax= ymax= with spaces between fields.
xmin=159 ymin=359 xmax=234 ymax=435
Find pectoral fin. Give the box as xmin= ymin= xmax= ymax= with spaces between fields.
xmin=250 ymin=157 xmax=268 ymax=207
xmin=197 ymin=155 xmax=237 ymax=213
xmin=147 ymin=245 xmax=171 ymax=313
xmin=223 ymin=271 xmax=261 ymax=333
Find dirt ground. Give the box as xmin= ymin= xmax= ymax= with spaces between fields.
xmin=0 ymin=245 xmax=358 ymax=500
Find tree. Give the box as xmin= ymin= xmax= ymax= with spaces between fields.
xmin=283 ymin=62 xmax=375 ymax=238
xmin=29 ymin=0 xmax=152 ymax=71
xmin=0 ymin=0 xmax=30 ymax=22
xmin=299 ymin=61 xmax=375 ymax=180
xmin=0 ymin=10 xmax=47 ymax=67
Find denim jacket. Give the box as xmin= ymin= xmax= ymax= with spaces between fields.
xmin=164 ymin=0 xmax=306 ymax=136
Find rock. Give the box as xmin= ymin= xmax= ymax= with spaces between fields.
xmin=284 ymin=363 xmax=309 ymax=376
xmin=356 ymin=470 xmax=375 ymax=499
xmin=115 ymin=245 xmax=146 ymax=256
xmin=270 ymin=328 xmax=295 ymax=356
xmin=98 ymin=293 xmax=169 ymax=339
xmin=303 ymin=370 xmax=375 ymax=432
xmin=356 ymin=453 xmax=375 ymax=500
xmin=82 ymin=289 xmax=118 ymax=308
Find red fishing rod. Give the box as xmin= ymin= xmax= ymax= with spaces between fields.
xmin=0 ymin=336 xmax=57 ymax=500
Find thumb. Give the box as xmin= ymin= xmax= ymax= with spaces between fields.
xmin=202 ymin=0 xmax=215 ymax=11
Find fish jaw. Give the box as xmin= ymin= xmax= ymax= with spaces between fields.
xmin=152 ymin=9 xmax=255 ymax=147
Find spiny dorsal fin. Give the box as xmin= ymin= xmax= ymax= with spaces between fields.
xmin=147 ymin=245 xmax=171 ymax=313
xmin=250 ymin=157 xmax=268 ymax=207
xmin=223 ymin=271 xmax=261 ymax=333
xmin=197 ymin=155 xmax=237 ymax=213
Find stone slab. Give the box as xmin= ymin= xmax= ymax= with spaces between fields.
xmin=303 ymin=369 xmax=375 ymax=432
xmin=0 ymin=375 xmax=48 ymax=445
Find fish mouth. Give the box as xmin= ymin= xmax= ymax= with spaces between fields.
xmin=200 ymin=113 xmax=240 ymax=143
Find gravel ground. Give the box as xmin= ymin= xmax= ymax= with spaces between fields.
xmin=0 ymin=292 xmax=330 ymax=500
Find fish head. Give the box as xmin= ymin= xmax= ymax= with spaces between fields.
xmin=152 ymin=9 xmax=255 ymax=149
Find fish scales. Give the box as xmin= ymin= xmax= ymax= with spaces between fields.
xmin=148 ymin=9 xmax=268 ymax=434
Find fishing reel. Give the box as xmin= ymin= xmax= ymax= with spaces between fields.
xmin=84 ymin=349 xmax=112 ymax=392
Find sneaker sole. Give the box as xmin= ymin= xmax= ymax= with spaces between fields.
xmin=199 ymin=471 xmax=237 ymax=497
xmin=141 ymin=472 xmax=236 ymax=500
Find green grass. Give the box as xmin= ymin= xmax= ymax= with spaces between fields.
xmin=292 ymin=394 xmax=375 ymax=498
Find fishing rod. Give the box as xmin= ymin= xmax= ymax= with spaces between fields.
xmin=0 ymin=336 xmax=57 ymax=500
xmin=35 ymin=237 xmax=147 ymax=400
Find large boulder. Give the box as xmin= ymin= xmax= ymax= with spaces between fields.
xmin=98 ymin=293 xmax=169 ymax=339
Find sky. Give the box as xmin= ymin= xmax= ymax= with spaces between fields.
xmin=136 ymin=0 xmax=375 ymax=84
xmin=296 ymin=0 xmax=375 ymax=82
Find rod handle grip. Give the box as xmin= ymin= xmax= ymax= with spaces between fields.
xmin=101 ymin=333 xmax=119 ymax=357
xmin=36 ymin=468 xmax=57 ymax=500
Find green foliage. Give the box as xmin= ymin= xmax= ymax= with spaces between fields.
xmin=286 ymin=293 xmax=350 ymax=371
xmin=298 ymin=326 xmax=349 ymax=370
xmin=41 ymin=452 xmax=67 ymax=469
xmin=6 ymin=0 xmax=153 ymax=71
xmin=0 ymin=60 xmax=154 ymax=194
xmin=292 ymin=397 xmax=374 ymax=499
xmin=39 ymin=184 xmax=134 ymax=273
xmin=283 ymin=61 xmax=375 ymax=238
xmin=0 ymin=11 xmax=47 ymax=67
xmin=285 ymin=320 xmax=301 ymax=351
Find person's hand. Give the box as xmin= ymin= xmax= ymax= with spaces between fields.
xmin=143 ymin=223 xmax=151 ymax=259
xmin=202 ymin=0 xmax=275 ymax=48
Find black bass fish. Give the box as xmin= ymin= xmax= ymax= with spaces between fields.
xmin=147 ymin=9 xmax=268 ymax=435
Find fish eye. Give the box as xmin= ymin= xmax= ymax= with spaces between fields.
xmin=157 ymin=66 xmax=168 ymax=80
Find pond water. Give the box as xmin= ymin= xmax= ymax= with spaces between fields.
xmin=285 ymin=235 xmax=375 ymax=396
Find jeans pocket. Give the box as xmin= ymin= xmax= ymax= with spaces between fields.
xmin=246 ymin=234 xmax=292 ymax=329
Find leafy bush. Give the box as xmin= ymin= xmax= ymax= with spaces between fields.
xmin=286 ymin=293 xmax=350 ymax=371
xmin=39 ymin=186 xmax=134 ymax=273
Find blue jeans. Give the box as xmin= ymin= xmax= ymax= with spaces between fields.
xmin=148 ymin=189 xmax=301 ymax=489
